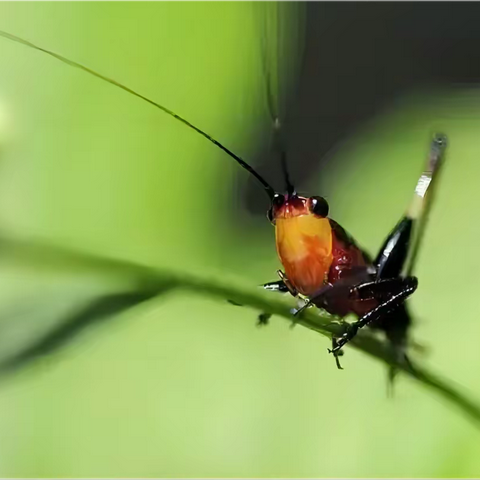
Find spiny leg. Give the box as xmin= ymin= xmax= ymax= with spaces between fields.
xmin=331 ymin=276 xmax=418 ymax=354
xmin=262 ymin=271 xmax=298 ymax=296
xmin=293 ymin=268 xmax=374 ymax=318
xmin=275 ymin=270 xmax=298 ymax=297
xmin=370 ymin=135 xmax=446 ymax=381
xmin=293 ymin=284 xmax=334 ymax=317
xmin=331 ymin=337 xmax=344 ymax=370
xmin=262 ymin=280 xmax=290 ymax=293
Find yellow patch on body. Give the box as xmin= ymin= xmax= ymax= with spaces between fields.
xmin=275 ymin=215 xmax=333 ymax=296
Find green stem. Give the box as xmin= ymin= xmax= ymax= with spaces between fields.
xmin=1 ymin=235 xmax=480 ymax=428
xmin=168 ymin=272 xmax=480 ymax=427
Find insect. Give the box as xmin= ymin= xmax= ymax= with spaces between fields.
xmin=263 ymin=134 xmax=445 ymax=372
xmin=0 ymin=28 xmax=446 ymax=372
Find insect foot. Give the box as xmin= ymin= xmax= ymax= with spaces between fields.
xmin=257 ymin=312 xmax=272 ymax=327
xmin=290 ymin=299 xmax=310 ymax=328
xmin=291 ymin=298 xmax=311 ymax=317
xmin=330 ymin=324 xmax=359 ymax=354
xmin=328 ymin=338 xmax=345 ymax=369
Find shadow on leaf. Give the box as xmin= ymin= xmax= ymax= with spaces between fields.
xmin=0 ymin=289 xmax=171 ymax=374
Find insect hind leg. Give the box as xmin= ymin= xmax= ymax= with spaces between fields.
xmin=331 ymin=276 xmax=418 ymax=353
xmin=375 ymin=134 xmax=446 ymax=280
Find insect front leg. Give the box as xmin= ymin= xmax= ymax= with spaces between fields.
xmin=292 ymin=284 xmax=334 ymax=317
xmin=263 ymin=270 xmax=297 ymax=295
xmin=262 ymin=280 xmax=289 ymax=293
xmin=291 ymin=282 xmax=349 ymax=368
xmin=230 ymin=271 xmax=298 ymax=327
xmin=261 ymin=271 xmax=301 ymax=326
xmin=330 ymin=276 xmax=418 ymax=354
xmin=226 ymin=279 xmax=284 ymax=325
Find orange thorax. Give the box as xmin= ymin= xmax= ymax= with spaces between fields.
xmin=275 ymin=214 xmax=333 ymax=296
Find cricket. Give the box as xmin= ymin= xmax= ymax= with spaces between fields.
xmin=0 ymin=27 xmax=446 ymax=372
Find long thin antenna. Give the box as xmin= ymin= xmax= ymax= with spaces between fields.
xmin=0 ymin=30 xmax=276 ymax=200
xmin=259 ymin=4 xmax=296 ymax=196
xmin=275 ymin=121 xmax=295 ymax=196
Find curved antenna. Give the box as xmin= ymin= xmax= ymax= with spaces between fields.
xmin=258 ymin=3 xmax=304 ymax=196
xmin=273 ymin=118 xmax=296 ymax=195
xmin=0 ymin=29 xmax=276 ymax=200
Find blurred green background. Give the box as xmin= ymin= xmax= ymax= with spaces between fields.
xmin=0 ymin=2 xmax=479 ymax=477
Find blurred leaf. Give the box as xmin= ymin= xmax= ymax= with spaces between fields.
xmin=0 ymin=291 xmax=165 ymax=373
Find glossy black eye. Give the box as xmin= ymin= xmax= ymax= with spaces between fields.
xmin=272 ymin=193 xmax=284 ymax=207
xmin=309 ymin=196 xmax=329 ymax=217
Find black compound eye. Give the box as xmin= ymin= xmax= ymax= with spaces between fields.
xmin=309 ymin=196 xmax=329 ymax=217
xmin=272 ymin=193 xmax=284 ymax=207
